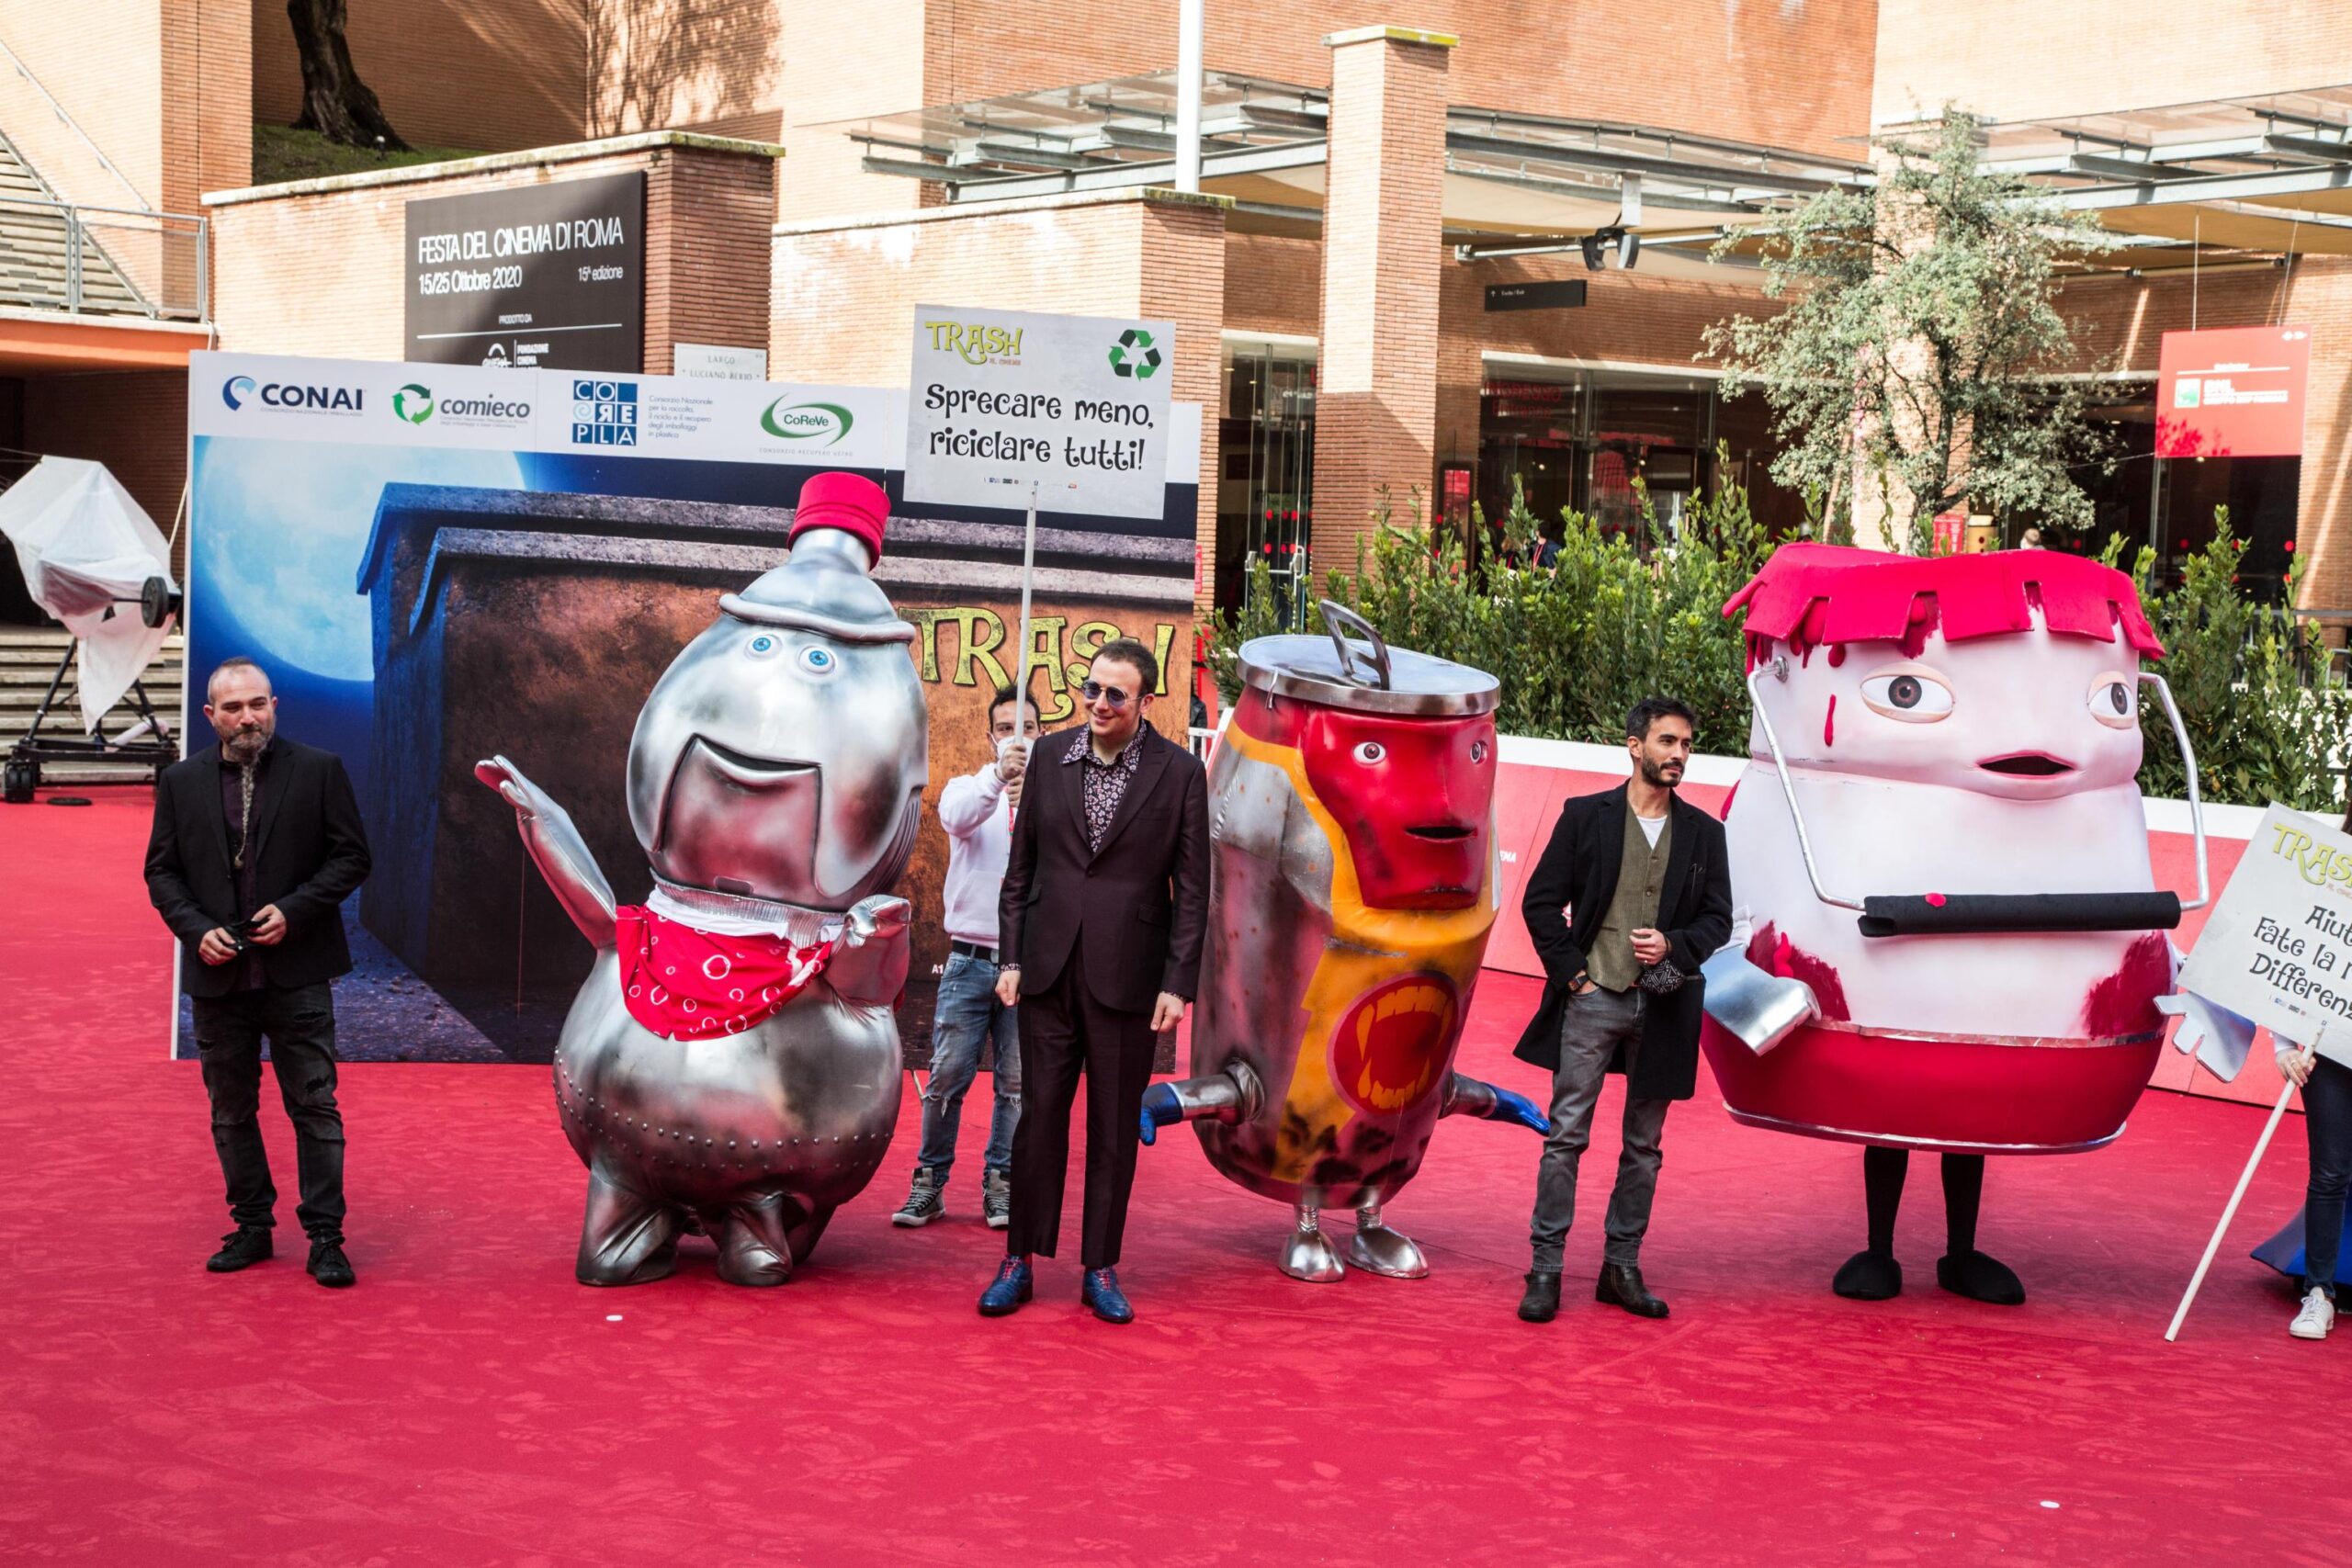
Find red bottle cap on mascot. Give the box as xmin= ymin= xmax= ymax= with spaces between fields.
xmin=788 ymin=470 xmax=890 ymax=563
xmin=719 ymin=471 xmax=913 ymax=644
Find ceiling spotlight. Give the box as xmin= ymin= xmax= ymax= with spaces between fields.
xmin=1580 ymin=227 xmax=1641 ymax=272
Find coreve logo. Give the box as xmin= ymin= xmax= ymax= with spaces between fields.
xmin=760 ymin=398 xmax=853 ymax=445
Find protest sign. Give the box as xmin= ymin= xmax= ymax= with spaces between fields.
xmin=902 ymin=305 xmax=1176 ymax=521
xmin=2176 ymin=802 xmax=2352 ymax=1066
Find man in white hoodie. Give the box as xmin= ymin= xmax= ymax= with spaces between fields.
xmin=893 ymin=684 xmax=1043 ymax=1230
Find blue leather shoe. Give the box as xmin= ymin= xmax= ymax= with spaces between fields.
xmin=1081 ymin=1267 xmax=1135 ymax=1324
xmin=978 ymin=1254 xmax=1033 ymax=1316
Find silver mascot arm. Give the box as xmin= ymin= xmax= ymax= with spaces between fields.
xmin=1139 ymin=1060 xmax=1266 ymax=1145
xmin=824 ymin=895 xmax=912 ymax=1007
xmin=473 ymin=755 xmax=617 ymax=950
xmin=1441 ymin=1072 xmax=1550 ymax=1134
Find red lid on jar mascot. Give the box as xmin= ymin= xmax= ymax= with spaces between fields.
xmin=1725 ymin=543 xmax=2164 ymax=665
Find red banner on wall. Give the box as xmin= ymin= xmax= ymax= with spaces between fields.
xmin=2154 ymin=325 xmax=2312 ymax=458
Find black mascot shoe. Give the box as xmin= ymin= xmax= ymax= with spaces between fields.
xmin=206 ymin=1226 xmax=272 ymax=1273
xmin=306 ymin=1239 xmax=356 ymax=1289
xmin=1596 ymin=1262 xmax=1669 ymax=1318
xmin=1936 ymin=1250 xmax=2024 ymax=1306
xmin=1517 ymin=1271 xmax=1562 ymax=1323
xmin=1834 ymin=1248 xmax=1903 ymax=1301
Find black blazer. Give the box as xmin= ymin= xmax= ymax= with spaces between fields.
xmin=998 ymin=723 xmax=1211 ymax=1016
xmin=145 ymin=738 xmax=372 ymax=998
xmin=1511 ymin=783 xmax=1734 ymax=1100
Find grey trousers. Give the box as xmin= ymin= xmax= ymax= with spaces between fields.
xmin=1529 ymin=985 xmax=1671 ymax=1273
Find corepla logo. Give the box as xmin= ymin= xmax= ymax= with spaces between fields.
xmin=761 ymin=398 xmax=853 ymax=445
xmin=392 ymin=384 xmax=435 ymax=424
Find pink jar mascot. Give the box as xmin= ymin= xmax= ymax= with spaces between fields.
xmin=1702 ymin=544 xmax=2204 ymax=1304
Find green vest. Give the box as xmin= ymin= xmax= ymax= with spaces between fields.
xmin=1587 ymin=806 xmax=1672 ymax=993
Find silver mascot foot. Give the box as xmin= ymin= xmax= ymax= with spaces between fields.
xmin=1345 ymin=1201 xmax=1430 ymax=1279
xmin=1278 ymin=1201 xmax=1348 ymax=1282
xmin=715 ymin=1192 xmax=799 ymax=1287
xmin=576 ymin=1168 xmax=684 ymax=1287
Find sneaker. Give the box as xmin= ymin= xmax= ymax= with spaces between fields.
xmin=306 ymin=1239 xmax=355 ymax=1289
xmin=2290 ymin=1286 xmax=2336 ymax=1340
xmin=891 ymin=1167 xmax=945 ymax=1228
xmin=982 ymin=1170 xmax=1012 ymax=1230
xmin=206 ymin=1225 xmax=272 ymax=1273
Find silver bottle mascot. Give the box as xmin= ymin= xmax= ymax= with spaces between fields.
xmin=477 ymin=472 xmax=926 ymax=1286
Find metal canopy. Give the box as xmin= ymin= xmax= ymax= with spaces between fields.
xmin=1978 ymin=85 xmax=2352 ymax=255
xmin=826 ymin=68 xmax=1868 ymax=243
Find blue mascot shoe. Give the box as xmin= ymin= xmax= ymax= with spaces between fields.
xmin=978 ymin=1254 xmax=1033 ymax=1316
xmin=1081 ymin=1267 xmax=1135 ymax=1325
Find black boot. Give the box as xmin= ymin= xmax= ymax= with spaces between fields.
xmin=1596 ymin=1262 xmax=1669 ymax=1318
xmin=1517 ymin=1271 xmax=1562 ymax=1323
xmin=1936 ymin=1154 xmax=2024 ymax=1305
xmin=305 ymin=1238 xmax=355 ymax=1288
xmin=207 ymin=1225 xmax=272 ymax=1273
xmin=1836 ymin=1146 xmax=1908 ymax=1300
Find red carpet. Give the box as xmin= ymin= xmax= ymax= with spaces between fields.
xmin=4 ymin=786 xmax=2346 ymax=1566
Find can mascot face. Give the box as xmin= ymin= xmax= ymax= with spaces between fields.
xmin=1295 ymin=708 xmax=1498 ymax=910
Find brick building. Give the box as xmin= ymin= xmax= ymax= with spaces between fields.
xmin=4 ymin=0 xmax=2352 ymax=622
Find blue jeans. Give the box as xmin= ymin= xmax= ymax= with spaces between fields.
xmin=915 ymin=952 xmax=1022 ymax=1182
xmin=2305 ymin=1053 xmax=2352 ymax=1298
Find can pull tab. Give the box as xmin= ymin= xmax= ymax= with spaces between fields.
xmin=1319 ymin=600 xmax=1393 ymax=691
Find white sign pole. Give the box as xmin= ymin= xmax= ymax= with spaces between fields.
xmin=1013 ymin=480 xmax=1039 ymax=704
xmin=2165 ymin=1032 xmax=2318 ymax=1342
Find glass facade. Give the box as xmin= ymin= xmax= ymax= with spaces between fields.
xmin=1476 ymin=363 xmax=1809 ymax=554
xmin=1215 ymin=340 xmax=1317 ymax=621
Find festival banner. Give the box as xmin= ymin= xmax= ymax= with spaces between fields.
xmin=180 ymin=351 xmax=1199 ymax=1063
xmin=2154 ymin=325 xmax=2312 ymax=459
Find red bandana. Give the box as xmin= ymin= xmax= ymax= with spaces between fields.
xmin=612 ymin=907 xmax=838 ymax=1042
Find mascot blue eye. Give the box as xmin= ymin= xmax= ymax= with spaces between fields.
xmin=745 ymin=634 xmax=781 ymax=660
xmin=799 ymin=647 xmax=837 ymax=675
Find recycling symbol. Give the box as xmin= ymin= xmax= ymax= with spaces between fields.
xmin=1108 ymin=328 xmax=1162 ymax=379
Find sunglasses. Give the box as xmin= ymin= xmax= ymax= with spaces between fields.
xmin=1080 ymin=680 xmax=1135 ymax=709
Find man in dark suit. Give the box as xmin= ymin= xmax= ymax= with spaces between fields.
xmin=146 ymin=658 xmax=371 ymax=1287
xmin=1513 ymin=696 xmax=1732 ymax=1324
xmin=978 ymin=638 xmax=1210 ymax=1324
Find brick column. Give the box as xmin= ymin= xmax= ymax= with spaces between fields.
xmin=1310 ymin=25 xmax=1456 ymax=579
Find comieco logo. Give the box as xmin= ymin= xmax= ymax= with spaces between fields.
xmin=1108 ymin=328 xmax=1161 ymax=379
xmin=392 ymin=384 xmax=435 ymax=423
xmin=439 ymin=394 xmax=532 ymax=422
xmin=220 ymin=376 xmax=365 ymax=413
xmin=761 ymin=398 xmax=853 ymax=445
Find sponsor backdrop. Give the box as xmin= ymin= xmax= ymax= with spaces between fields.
xmin=182 ymin=350 xmax=1200 ymax=1063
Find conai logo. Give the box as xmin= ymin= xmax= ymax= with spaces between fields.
xmin=221 ymin=375 xmax=364 ymax=412
xmin=761 ymin=398 xmax=853 ymax=444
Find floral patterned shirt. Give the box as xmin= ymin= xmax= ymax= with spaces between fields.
xmin=1064 ymin=721 xmax=1152 ymax=852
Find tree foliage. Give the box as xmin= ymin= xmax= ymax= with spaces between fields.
xmin=1705 ymin=108 xmax=2115 ymax=550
